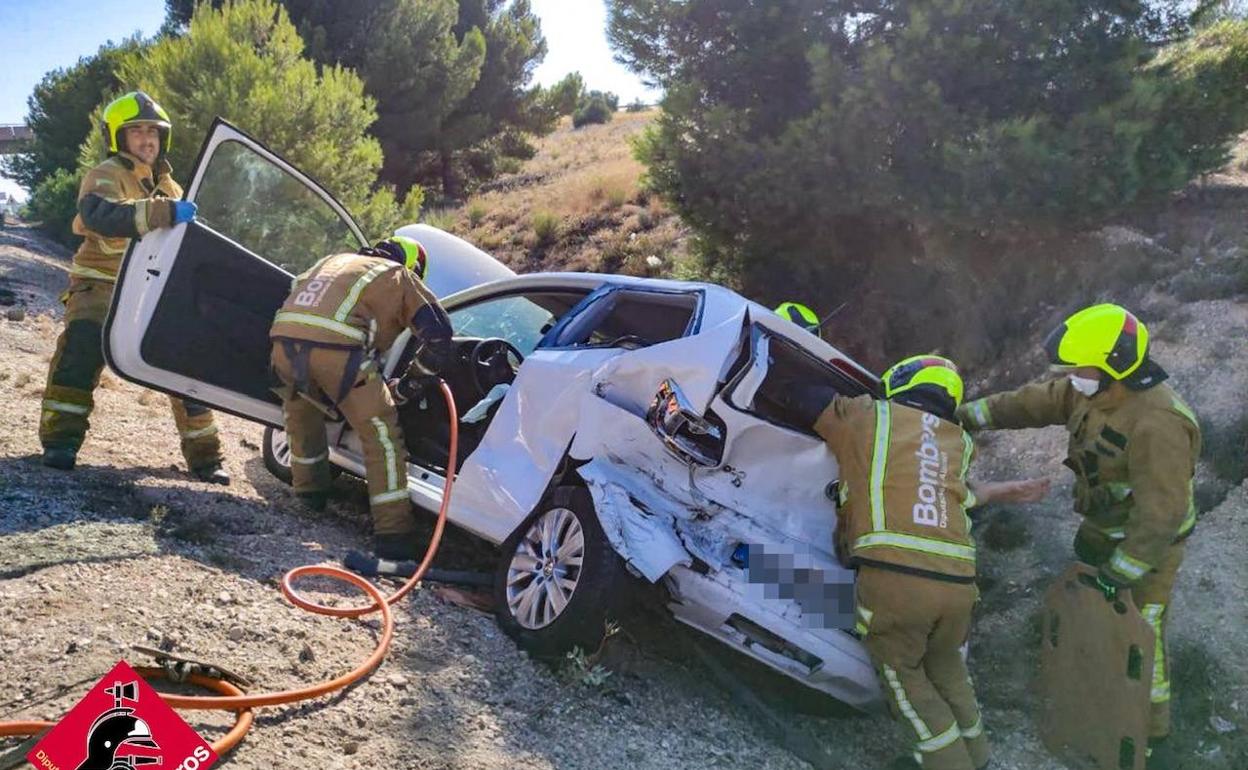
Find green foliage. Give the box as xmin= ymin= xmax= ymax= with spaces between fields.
xmin=573 ymin=90 xmax=618 ymax=128
xmin=271 ymin=0 xmax=550 ymax=198
xmin=531 ymin=210 xmax=560 ymax=244
xmin=625 ymin=98 xmax=649 ymax=113
xmin=1 ymin=37 xmax=150 ymax=191
xmin=166 ymin=1 xmax=556 ymax=197
xmin=87 ymin=0 xmax=416 ymax=253
xmin=542 ymin=72 xmax=585 ymax=119
xmin=609 ymin=1 xmax=1248 ymax=302
xmin=421 ymin=207 xmax=459 ymax=231
xmin=558 ymin=621 xmax=621 ymax=688
xmin=23 ymin=168 xmax=83 ymax=247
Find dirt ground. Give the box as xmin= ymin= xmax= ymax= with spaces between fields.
xmin=0 ymin=223 xmax=1244 ymax=770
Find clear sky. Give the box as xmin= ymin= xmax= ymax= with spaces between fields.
xmin=530 ymin=0 xmax=659 ymax=104
xmin=0 ymin=0 xmax=655 ymax=200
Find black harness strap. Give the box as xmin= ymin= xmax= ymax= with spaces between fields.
xmin=274 ymin=336 xmax=372 ymax=409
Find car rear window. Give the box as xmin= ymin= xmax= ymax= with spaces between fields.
xmin=729 ymin=327 xmax=872 ymax=433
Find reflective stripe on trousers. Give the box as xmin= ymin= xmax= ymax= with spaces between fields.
xmin=1142 ymin=604 xmax=1170 ymax=704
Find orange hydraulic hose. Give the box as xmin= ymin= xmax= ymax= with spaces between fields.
xmin=0 ymin=382 xmax=459 ymax=757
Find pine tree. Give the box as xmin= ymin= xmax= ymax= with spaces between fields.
xmin=609 ymin=0 xmax=1248 ymax=300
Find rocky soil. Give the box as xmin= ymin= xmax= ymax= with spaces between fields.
xmin=1 ymin=223 xmax=1245 ymax=770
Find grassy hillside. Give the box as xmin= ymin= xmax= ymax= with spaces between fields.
xmin=423 ymin=110 xmax=691 ymax=277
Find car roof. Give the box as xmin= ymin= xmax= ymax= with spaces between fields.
xmin=443 ymin=271 xmax=880 ymax=387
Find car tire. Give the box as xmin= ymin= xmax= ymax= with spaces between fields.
xmin=493 ymin=485 xmax=629 ymax=659
xmin=262 ymin=426 xmax=295 ymax=485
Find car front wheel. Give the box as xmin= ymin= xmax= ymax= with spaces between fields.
xmin=493 ymin=485 xmax=628 ymax=658
xmin=262 ymin=426 xmax=294 ymax=485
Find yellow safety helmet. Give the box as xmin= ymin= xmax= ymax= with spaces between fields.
xmin=882 ymin=355 xmax=965 ymax=409
xmin=101 ymin=91 xmax=172 ymax=155
xmin=775 ymin=301 xmax=820 ymax=334
xmin=1044 ymin=303 xmax=1148 ymax=380
xmin=374 ymin=235 xmax=429 ymax=280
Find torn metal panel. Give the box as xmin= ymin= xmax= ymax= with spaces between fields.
xmin=590 ymin=300 xmax=749 ymax=417
xmin=450 ymin=347 xmax=622 ymax=543
xmin=575 ymin=396 xmax=856 ymax=626
xmin=665 ymin=565 xmax=880 ymax=708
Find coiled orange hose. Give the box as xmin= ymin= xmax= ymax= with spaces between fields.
xmin=0 ymin=382 xmax=459 ymax=757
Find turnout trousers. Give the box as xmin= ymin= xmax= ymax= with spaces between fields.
xmin=855 ymin=566 xmax=989 ymax=770
xmin=271 ymin=343 xmax=413 ymax=536
xmin=39 ymin=277 xmax=223 ymax=470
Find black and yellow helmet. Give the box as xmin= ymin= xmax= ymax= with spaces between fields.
xmin=101 ymin=91 xmax=172 ymax=155
xmin=775 ymin=301 xmax=820 ymax=335
xmin=1044 ymin=303 xmax=1148 ymax=380
xmin=374 ymin=235 xmax=429 ymax=280
xmin=882 ymin=355 xmax=965 ymax=409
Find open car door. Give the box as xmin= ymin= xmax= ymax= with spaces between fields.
xmin=105 ymin=118 xmax=368 ymax=426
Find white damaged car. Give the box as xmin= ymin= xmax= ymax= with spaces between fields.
xmin=105 ymin=120 xmax=883 ymax=708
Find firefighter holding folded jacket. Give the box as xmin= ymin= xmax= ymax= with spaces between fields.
xmin=783 ymin=356 xmax=1049 ymax=770
xmin=958 ymin=304 xmax=1200 ymax=769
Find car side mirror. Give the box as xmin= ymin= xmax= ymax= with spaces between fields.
xmin=647 ymin=378 xmax=724 ymax=467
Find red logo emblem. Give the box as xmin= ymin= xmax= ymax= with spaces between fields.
xmin=27 ymin=661 xmax=217 ymax=770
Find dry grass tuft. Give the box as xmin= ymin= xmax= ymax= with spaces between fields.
xmin=427 ymin=109 xmax=690 ymax=276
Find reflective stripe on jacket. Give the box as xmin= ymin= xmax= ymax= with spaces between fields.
xmin=958 ymin=377 xmax=1200 ymax=584
xmin=71 ymin=152 xmax=180 ymax=281
xmin=270 ymin=253 xmax=451 ymax=364
xmin=816 ymin=395 xmax=978 ymax=581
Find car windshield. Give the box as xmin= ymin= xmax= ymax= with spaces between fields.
xmin=449 ymin=291 xmax=588 ymax=356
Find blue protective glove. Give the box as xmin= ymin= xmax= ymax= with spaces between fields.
xmin=172 ymin=200 xmax=198 ymax=225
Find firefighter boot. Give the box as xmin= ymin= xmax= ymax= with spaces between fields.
xmin=171 ymin=398 xmax=227 ymax=483
xmin=42 ymin=447 xmax=78 ymax=470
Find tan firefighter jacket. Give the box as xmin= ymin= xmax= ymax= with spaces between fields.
xmin=815 ymin=395 xmax=979 ymax=581
xmin=270 ymin=252 xmax=453 ymax=370
xmin=958 ymin=377 xmax=1200 ymax=585
xmin=71 ymin=152 xmax=181 ymax=282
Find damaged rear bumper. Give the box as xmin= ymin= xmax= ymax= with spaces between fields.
xmin=664 ymin=563 xmax=881 ymax=709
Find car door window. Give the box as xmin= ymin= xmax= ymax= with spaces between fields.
xmin=551 ymin=288 xmax=702 ymax=349
xmin=193 ymin=139 xmax=364 ymax=273
xmin=448 ymin=291 xmax=589 ymax=356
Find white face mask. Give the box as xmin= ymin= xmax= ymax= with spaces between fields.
xmin=1068 ymin=374 xmax=1102 ymax=397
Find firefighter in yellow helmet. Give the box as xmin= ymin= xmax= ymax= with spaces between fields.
xmin=775 ymin=301 xmax=821 ymax=338
xmin=39 ymin=91 xmax=227 ymax=483
xmin=958 ymin=304 xmax=1200 ymax=769
xmin=270 ymin=235 xmax=455 ymax=560
xmin=781 ymin=356 xmax=1049 ymax=770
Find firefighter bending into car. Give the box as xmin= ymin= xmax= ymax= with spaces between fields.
xmin=39 ymin=90 xmax=227 ymax=483
xmin=270 ymin=235 xmax=455 ymax=560
xmin=781 ymin=356 xmax=1049 ymax=770
xmin=957 ymin=304 xmax=1200 ymax=770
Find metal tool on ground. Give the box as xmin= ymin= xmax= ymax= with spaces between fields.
xmin=0 ymin=382 xmax=459 ymax=759
xmin=130 ymin=646 xmax=253 ymax=689
xmin=1038 ymin=562 xmax=1154 ymax=770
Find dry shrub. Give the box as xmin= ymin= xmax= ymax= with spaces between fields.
xmin=532 ymin=211 xmax=561 ymax=245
